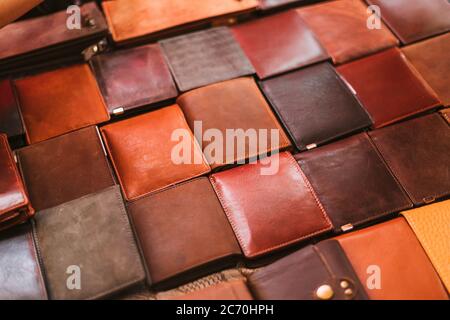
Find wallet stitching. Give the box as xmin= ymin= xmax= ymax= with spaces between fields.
xmin=26 ymin=229 xmax=48 ymax=300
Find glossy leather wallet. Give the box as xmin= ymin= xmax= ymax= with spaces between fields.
xmin=100 ymin=105 xmax=210 ymax=201
xmin=0 ymin=2 xmax=108 ymax=77
xmin=102 ymin=0 xmax=258 ymax=45
xmin=337 ymin=48 xmax=441 ymax=128
xmin=297 ymin=0 xmax=398 ymax=64
xmin=90 ymin=44 xmax=177 ymax=116
xmin=177 ymin=77 xmax=291 ymax=169
xmin=367 ymin=0 xmax=450 ymax=44
xmin=160 ymin=27 xmax=255 ymax=92
xmin=14 ymin=64 xmax=110 ymax=144
xmin=401 ymin=200 xmax=450 ymax=293
xmin=260 ymin=62 xmax=372 ymax=151
xmin=249 ymin=240 xmax=368 ymax=300
xmin=0 ymin=80 xmax=24 ymax=142
xmin=402 ymin=33 xmax=450 ymax=106
xmin=295 ymin=133 xmax=412 ymax=232
xmin=336 ymin=218 xmax=448 ymax=300
xmin=210 ymin=152 xmax=332 ymax=258
xmin=0 ymin=224 xmax=47 ymax=300
xmin=231 ymin=10 xmax=328 ymax=79
xmin=127 ymin=177 xmax=241 ymax=286
xmin=16 ymin=126 xmax=115 ymax=212
xmin=33 ymin=186 xmax=145 ymax=300
xmin=369 ymin=114 xmax=450 ymax=205
xmin=0 ymin=134 xmax=34 ymax=230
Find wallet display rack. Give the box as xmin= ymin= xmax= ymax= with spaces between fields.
xmin=0 ymin=0 xmax=449 ymax=300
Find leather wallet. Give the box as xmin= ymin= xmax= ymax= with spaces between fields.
xmin=337 ymin=48 xmax=441 ymax=128
xmin=441 ymin=109 xmax=450 ymax=124
xmin=260 ymin=62 xmax=372 ymax=151
xmin=401 ymin=200 xmax=450 ymax=293
xmin=231 ymin=10 xmax=328 ymax=79
xmin=249 ymin=240 xmax=368 ymax=300
xmin=177 ymin=77 xmax=291 ymax=169
xmin=0 ymin=80 xmax=24 ymax=142
xmin=336 ymin=218 xmax=448 ymax=300
xmin=297 ymin=0 xmax=398 ymax=64
xmin=33 ymin=185 xmax=145 ymax=300
xmin=102 ymin=0 xmax=258 ymax=45
xmin=0 ymin=224 xmax=47 ymax=300
xmin=369 ymin=113 xmax=450 ymax=205
xmin=167 ymin=279 xmax=253 ymax=300
xmin=402 ymin=33 xmax=450 ymax=106
xmin=100 ymin=105 xmax=210 ymax=201
xmin=160 ymin=27 xmax=255 ymax=92
xmin=295 ymin=133 xmax=412 ymax=232
xmin=14 ymin=64 xmax=110 ymax=144
xmin=89 ymin=44 xmax=177 ymax=116
xmin=127 ymin=177 xmax=241 ymax=285
xmin=210 ymin=152 xmax=332 ymax=258
xmin=366 ymin=0 xmax=450 ymax=44
xmin=0 ymin=2 xmax=108 ymax=77
xmin=16 ymin=126 xmax=115 ymax=211
xmin=0 ymin=134 xmax=34 ymax=230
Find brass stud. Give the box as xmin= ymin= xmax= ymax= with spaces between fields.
xmin=316 ymin=285 xmax=334 ymax=300
xmin=344 ymin=288 xmax=353 ymax=296
xmin=340 ymin=280 xmax=349 ymax=289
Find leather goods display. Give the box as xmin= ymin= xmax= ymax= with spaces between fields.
xmin=295 ymin=133 xmax=412 ymax=232
xmin=248 ymin=240 xmax=368 ymax=300
xmin=0 ymin=2 xmax=108 ymax=77
xmin=297 ymin=0 xmax=398 ymax=64
xmin=210 ymin=152 xmax=332 ymax=258
xmin=127 ymin=177 xmax=241 ymax=285
xmin=177 ymin=77 xmax=291 ymax=169
xmin=369 ymin=114 xmax=450 ymax=205
xmin=0 ymin=134 xmax=34 ymax=230
xmin=260 ymin=62 xmax=372 ymax=151
xmin=169 ymin=280 xmax=253 ymax=300
xmin=231 ymin=10 xmax=328 ymax=79
xmin=102 ymin=0 xmax=258 ymax=45
xmin=89 ymin=44 xmax=178 ymax=116
xmin=337 ymin=48 xmax=441 ymax=128
xmin=401 ymin=200 xmax=450 ymax=292
xmin=160 ymin=27 xmax=255 ymax=92
xmin=402 ymin=33 xmax=450 ymax=106
xmin=16 ymin=126 xmax=115 ymax=212
xmin=0 ymin=80 xmax=24 ymax=141
xmin=336 ymin=218 xmax=449 ymax=300
xmin=366 ymin=0 xmax=450 ymax=44
xmin=100 ymin=105 xmax=210 ymax=201
xmin=0 ymin=224 xmax=47 ymax=300
xmin=14 ymin=64 xmax=110 ymax=144
xmin=33 ymin=186 xmax=145 ymax=300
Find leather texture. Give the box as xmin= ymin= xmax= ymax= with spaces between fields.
xmin=210 ymin=152 xmax=332 ymax=258
xmin=14 ymin=64 xmax=110 ymax=144
xmin=177 ymin=77 xmax=291 ymax=169
xmin=336 ymin=218 xmax=448 ymax=300
xmin=402 ymin=33 xmax=450 ymax=106
xmin=101 ymin=105 xmax=210 ymax=201
xmin=369 ymin=114 xmax=450 ymax=205
xmin=401 ymin=200 xmax=450 ymax=293
xmin=160 ymin=27 xmax=255 ymax=92
xmin=249 ymin=240 xmax=368 ymax=300
xmin=170 ymin=280 xmax=253 ymax=300
xmin=34 ymin=186 xmax=145 ymax=300
xmin=0 ymin=134 xmax=34 ymax=230
xmin=337 ymin=48 xmax=441 ymax=128
xmin=90 ymin=44 xmax=177 ymax=115
xmin=367 ymin=0 xmax=450 ymax=44
xmin=102 ymin=0 xmax=258 ymax=44
xmin=127 ymin=177 xmax=241 ymax=285
xmin=295 ymin=133 xmax=412 ymax=232
xmin=260 ymin=62 xmax=372 ymax=151
xmin=0 ymin=224 xmax=47 ymax=300
xmin=16 ymin=126 xmax=115 ymax=211
xmin=297 ymin=0 xmax=398 ymax=64
xmin=0 ymin=80 xmax=24 ymax=138
xmin=259 ymin=0 xmax=306 ymax=10
xmin=441 ymin=109 xmax=450 ymax=124
xmin=231 ymin=10 xmax=328 ymax=79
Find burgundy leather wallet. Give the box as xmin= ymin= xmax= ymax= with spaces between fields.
xmin=0 ymin=80 xmax=24 ymax=144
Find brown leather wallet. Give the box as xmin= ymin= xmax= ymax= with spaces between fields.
xmin=0 ymin=80 xmax=24 ymax=143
